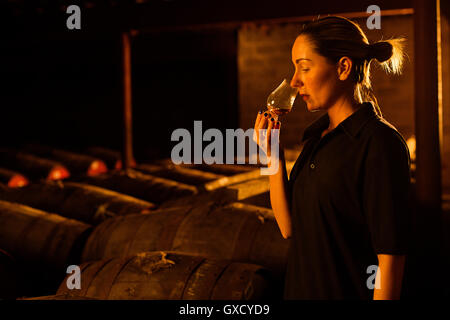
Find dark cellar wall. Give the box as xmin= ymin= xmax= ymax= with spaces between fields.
xmin=1 ymin=32 xmax=123 ymax=151
xmin=132 ymin=29 xmax=238 ymax=160
xmin=1 ymin=29 xmax=238 ymax=161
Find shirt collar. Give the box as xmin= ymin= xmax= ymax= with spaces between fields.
xmin=301 ymin=102 xmax=378 ymax=142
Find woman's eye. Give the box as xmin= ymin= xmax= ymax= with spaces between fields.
xmin=301 ymin=69 xmax=309 ymax=72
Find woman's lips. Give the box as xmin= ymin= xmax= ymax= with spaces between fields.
xmin=300 ymin=94 xmax=309 ymax=101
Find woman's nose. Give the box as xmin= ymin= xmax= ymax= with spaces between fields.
xmin=290 ymin=76 xmax=301 ymax=88
xmin=290 ymin=78 xmax=296 ymax=88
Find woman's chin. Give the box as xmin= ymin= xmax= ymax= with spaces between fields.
xmin=306 ymin=103 xmax=322 ymax=113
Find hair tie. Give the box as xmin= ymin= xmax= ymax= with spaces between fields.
xmin=367 ymin=42 xmax=392 ymax=62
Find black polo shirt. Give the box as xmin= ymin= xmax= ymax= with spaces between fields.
xmin=284 ymin=102 xmax=412 ymax=300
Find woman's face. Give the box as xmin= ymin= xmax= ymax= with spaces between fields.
xmin=290 ymin=35 xmax=342 ymax=112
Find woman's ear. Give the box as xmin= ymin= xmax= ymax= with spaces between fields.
xmin=337 ymin=57 xmax=352 ymax=81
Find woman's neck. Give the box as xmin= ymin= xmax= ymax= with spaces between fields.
xmin=326 ymin=96 xmax=361 ymax=130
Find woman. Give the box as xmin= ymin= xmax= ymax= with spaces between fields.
xmin=254 ymin=16 xmax=411 ymax=300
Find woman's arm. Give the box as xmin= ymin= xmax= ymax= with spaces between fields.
xmin=254 ymin=111 xmax=292 ymax=239
xmin=373 ymin=254 xmax=406 ymax=300
xmin=268 ymin=148 xmax=292 ymax=239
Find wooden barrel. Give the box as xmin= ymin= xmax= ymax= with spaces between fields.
xmin=81 ymin=202 xmax=288 ymax=276
xmin=136 ymin=163 xmax=225 ymax=186
xmin=0 ymin=168 xmax=29 ymax=187
xmin=0 ymin=148 xmax=70 ymax=181
xmin=58 ymin=251 xmax=274 ymax=300
xmin=24 ymin=145 xmax=108 ymax=177
xmin=239 ymin=192 xmax=271 ymax=208
xmin=156 ymin=159 xmax=259 ymax=175
xmin=78 ymin=169 xmax=198 ymax=204
xmin=202 ymin=169 xmax=261 ymax=191
xmin=158 ymin=176 xmax=270 ymax=209
xmin=137 ymin=162 xmax=266 ymax=193
xmin=0 ymin=248 xmax=19 ymax=299
xmin=0 ymin=181 xmax=155 ymax=225
xmin=0 ymin=200 xmax=92 ymax=269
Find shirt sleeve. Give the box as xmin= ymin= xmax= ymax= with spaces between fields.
xmin=363 ymin=126 xmax=412 ymax=255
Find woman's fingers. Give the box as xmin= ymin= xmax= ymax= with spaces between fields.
xmin=267 ymin=116 xmax=274 ymax=139
xmin=253 ymin=110 xmax=262 ymax=144
xmin=275 ymin=119 xmax=281 ymax=129
xmin=268 ymin=110 xmax=279 ymax=122
xmin=254 ymin=111 xmax=263 ymax=130
xmin=254 ymin=110 xmax=266 ymax=145
xmin=258 ymin=112 xmax=269 ymax=129
xmin=266 ymin=116 xmax=275 ymax=157
xmin=256 ymin=112 xmax=269 ymax=141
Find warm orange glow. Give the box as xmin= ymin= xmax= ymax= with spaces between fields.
xmin=406 ymin=136 xmax=416 ymax=162
xmin=87 ymin=160 xmax=108 ymax=176
xmin=115 ymin=159 xmax=136 ymax=170
xmin=115 ymin=160 xmax=123 ymax=170
xmin=437 ymin=0 xmax=443 ymax=153
xmin=47 ymin=166 xmax=70 ymax=180
xmin=8 ymin=175 xmax=29 ymax=188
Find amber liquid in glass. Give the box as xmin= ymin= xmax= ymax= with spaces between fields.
xmin=268 ymin=106 xmax=292 ymax=115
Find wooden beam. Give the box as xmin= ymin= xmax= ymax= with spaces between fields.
xmin=413 ymin=0 xmax=442 ymax=210
xmin=137 ymin=9 xmax=414 ymax=34
xmin=121 ymin=31 xmax=135 ymax=169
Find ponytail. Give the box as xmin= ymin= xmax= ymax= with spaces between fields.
xmin=367 ymin=38 xmax=406 ymax=74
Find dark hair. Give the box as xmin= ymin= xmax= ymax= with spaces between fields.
xmin=298 ymin=16 xmax=405 ymax=117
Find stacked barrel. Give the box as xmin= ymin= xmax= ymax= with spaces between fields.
xmin=0 ymin=145 xmax=298 ymax=300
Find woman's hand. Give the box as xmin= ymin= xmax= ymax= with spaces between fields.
xmin=253 ymin=110 xmax=281 ymax=160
